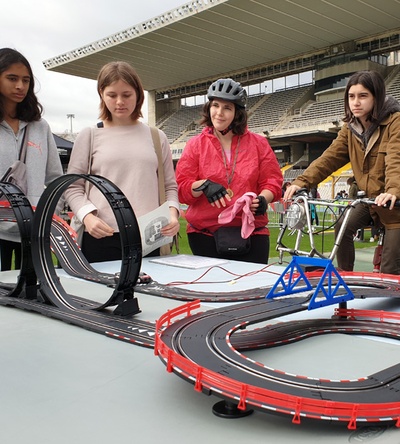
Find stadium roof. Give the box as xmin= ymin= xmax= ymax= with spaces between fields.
xmin=53 ymin=134 xmax=73 ymax=150
xmin=44 ymin=0 xmax=400 ymax=95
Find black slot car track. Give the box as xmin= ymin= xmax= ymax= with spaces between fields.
xmin=2 ymin=194 xmax=399 ymax=304
xmin=155 ymin=296 xmax=400 ymax=428
xmin=0 ymin=176 xmax=155 ymax=347
xmin=2 ymin=177 xmax=400 ymax=428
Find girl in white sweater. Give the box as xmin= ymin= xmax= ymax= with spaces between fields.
xmin=66 ymin=61 xmax=179 ymax=262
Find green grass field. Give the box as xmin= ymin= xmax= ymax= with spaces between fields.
xmin=8 ymin=217 xmax=372 ymax=270
xmin=176 ymin=218 xmax=376 ymax=258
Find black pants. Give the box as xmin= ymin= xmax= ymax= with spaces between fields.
xmin=188 ymin=232 xmax=270 ymax=264
xmin=0 ymin=239 xmax=21 ymax=271
xmin=81 ymin=232 xmax=159 ymax=263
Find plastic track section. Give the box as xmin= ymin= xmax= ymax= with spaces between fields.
xmin=137 ymin=270 xmax=400 ymax=302
xmin=0 ymin=184 xmax=36 ymax=298
xmin=0 ymin=293 xmax=155 ymax=348
xmin=31 ymin=174 xmax=142 ymax=315
xmin=50 ymin=214 xmax=119 ymax=286
xmin=155 ymin=296 xmax=400 ymax=428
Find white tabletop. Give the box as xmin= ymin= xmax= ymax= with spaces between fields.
xmin=0 ymin=257 xmax=399 ymax=443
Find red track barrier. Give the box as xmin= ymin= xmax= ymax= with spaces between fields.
xmin=155 ymin=300 xmax=400 ymax=429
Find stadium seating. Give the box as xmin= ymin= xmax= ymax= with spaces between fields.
xmin=281 ymin=98 xmax=344 ymax=130
xmin=158 ymin=104 xmax=203 ymax=143
xmin=159 ymin=68 xmax=400 ymax=149
xmin=248 ymin=85 xmax=312 ymax=133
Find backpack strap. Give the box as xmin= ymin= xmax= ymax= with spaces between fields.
xmin=18 ymin=126 xmax=29 ymax=163
xmin=149 ymin=126 xmax=179 ymax=254
xmin=149 ymin=126 xmax=166 ymax=205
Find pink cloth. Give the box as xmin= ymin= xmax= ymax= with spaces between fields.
xmin=217 ymin=192 xmax=256 ymax=238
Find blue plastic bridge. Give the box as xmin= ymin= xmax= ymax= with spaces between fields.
xmin=266 ymin=256 xmax=354 ymax=310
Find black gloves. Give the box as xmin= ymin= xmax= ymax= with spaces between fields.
xmin=193 ymin=179 xmax=227 ymax=203
xmin=194 ymin=181 xmax=267 ymax=213
xmin=254 ymin=195 xmax=267 ymax=215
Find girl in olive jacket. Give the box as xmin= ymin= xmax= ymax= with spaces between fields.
xmin=284 ymin=70 xmax=400 ymax=274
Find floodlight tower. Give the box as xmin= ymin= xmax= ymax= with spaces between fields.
xmin=67 ymin=114 xmax=75 ymax=134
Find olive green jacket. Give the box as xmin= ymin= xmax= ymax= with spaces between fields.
xmin=293 ymin=111 xmax=400 ymax=228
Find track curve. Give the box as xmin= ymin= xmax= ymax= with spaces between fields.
xmin=155 ymin=295 xmax=400 ymax=427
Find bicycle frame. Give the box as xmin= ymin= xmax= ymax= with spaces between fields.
xmin=276 ymin=193 xmax=370 ymax=264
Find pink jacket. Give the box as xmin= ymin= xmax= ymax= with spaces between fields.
xmin=176 ymin=127 xmax=283 ymax=235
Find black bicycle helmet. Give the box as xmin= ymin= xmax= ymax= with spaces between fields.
xmin=207 ymin=78 xmax=247 ymax=108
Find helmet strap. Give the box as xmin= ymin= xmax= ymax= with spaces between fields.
xmin=218 ymin=125 xmax=232 ymax=135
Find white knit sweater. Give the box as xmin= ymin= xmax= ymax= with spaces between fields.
xmin=65 ymin=122 xmax=179 ymax=231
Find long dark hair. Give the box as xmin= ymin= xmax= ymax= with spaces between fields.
xmin=343 ymin=70 xmax=386 ymax=123
xmin=0 ymin=48 xmax=42 ymax=122
xmin=199 ymin=100 xmax=247 ymax=135
xmin=97 ymin=61 xmax=144 ymax=122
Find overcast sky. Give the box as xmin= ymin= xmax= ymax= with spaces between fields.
xmin=2 ymin=0 xmax=185 ymax=134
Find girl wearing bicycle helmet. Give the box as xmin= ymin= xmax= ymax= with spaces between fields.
xmin=176 ymin=78 xmax=283 ymax=264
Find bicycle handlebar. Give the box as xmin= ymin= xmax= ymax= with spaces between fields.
xmin=292 ymin=188 xmax=400 ymax=208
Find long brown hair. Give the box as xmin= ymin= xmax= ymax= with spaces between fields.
xmin=0 ymin=48 xmax=42 ymax=122
xmin=343 ymin=70 xmax=386 ymax=123
xmin=97 ymin=61 xmax=144 ymax=121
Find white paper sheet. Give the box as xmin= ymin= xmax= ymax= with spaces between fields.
xmin=137 ymin=202 xmax=172 ymax=256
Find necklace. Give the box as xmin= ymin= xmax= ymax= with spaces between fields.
xmin=220 ymin=137 xmax=240 ymax=198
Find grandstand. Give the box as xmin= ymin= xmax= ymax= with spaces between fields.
xmin=281 ymin=97 xmax=344 ymax=130
xmin=157 ymin=61 xmax=400 ymax=195
xmin=43 ymin=0 xmax=400 ymax=197
xmin=248 ymin=85 xmax=313 ymax=133
xmin=158 ymin=104 xmax=203 ymax=144
xmin=158 ymin=64 xmax=400 ymax=144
